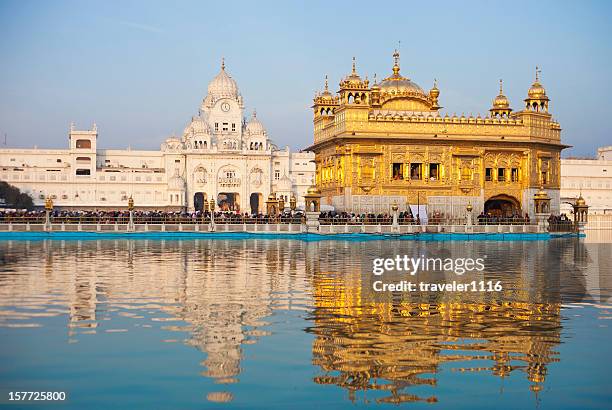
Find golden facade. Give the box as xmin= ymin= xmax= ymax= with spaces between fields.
xmin=309 ymin=52 xmax=567 ymax=217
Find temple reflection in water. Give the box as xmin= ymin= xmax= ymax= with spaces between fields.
xmin=0 ymin=237 xmax=609 ymax=405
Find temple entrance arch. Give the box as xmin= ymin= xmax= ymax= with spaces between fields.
xmin=250 ymin=193 xmax=263 ymax=214
xmin=217 ymin=193 xmax=240 ymax=212
xmin=484 ymin=194 xmax=521 ymax=217
xmin=194 ymin=192 xmax=207 ymax=211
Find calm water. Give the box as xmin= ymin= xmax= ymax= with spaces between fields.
xmin=0 ymin=234 xmax=611 ymax=409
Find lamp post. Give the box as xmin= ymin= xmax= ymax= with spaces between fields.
xmin=209 ymin=198 xmax=216 ymax=232
xmin=127 ymin=196 xmax=135 ymax=232
xmin=466 ymin=203 xmax=473 ymax=226
xmin=278 ymin=196 xmax=285 ymax=214
xmin=416 ymin=191 xmax=421 ymax=226
xmin=44 ymin=196 xmax=53 ymax=232
xmin=391 ymin=202 xmax=399 ymax=233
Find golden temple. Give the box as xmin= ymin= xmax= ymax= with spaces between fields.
xmin=308 ymin=51 xmax=568 ymax=218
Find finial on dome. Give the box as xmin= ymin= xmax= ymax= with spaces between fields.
xmin=434 ymin=78 xmax=438 ymax=89
xmin=252 ymin=109 xmax=257 ymax=118
xmin=221 ymin=57 xmax=225 ymax=70
xmin=392 ymin=49 xmax=400 ymax=75
xmin=324 ymin=74 xmax=329 ymax=91
xmin=499 ymin=78 xmax=503 ymax=94
xmin=535 ymin=65 xmax=540 ymax=82
xmin=351 ymin=56 xmax=356 ymax=74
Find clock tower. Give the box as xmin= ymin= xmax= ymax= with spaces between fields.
xmin=201 ymin=58 xmax=245 ymax=147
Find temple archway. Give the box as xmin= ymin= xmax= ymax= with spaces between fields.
xmin=218 ymin=192 xmax=240 ymax=212
xmin=250 ymin=193 xmax=262 ymax=214
xmin=194 ymin=192 xmax=207 ymax=211
xmin=484 ymin=194 xmax=521 ymax=217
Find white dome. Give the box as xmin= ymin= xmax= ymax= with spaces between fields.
xmin=183 ymin=114 xmax=210 ymax=136
xmin=207 ymin=59 xmax=238 ymax=100
xmin=246 ymin=111 xmax=266 ymax=135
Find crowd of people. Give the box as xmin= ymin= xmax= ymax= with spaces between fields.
xmin=318 ymin=211 xmax=417 ymax=225
xmin=0 ymin=209 xmax=305 ymax=224
xmin=547 ymin=213 xmax=574 ymax=232
xmin=476 ymin=212 xmax=531 ymax=225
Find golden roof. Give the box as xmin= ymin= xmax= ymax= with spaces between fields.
xmin=575 ymin=195 xmax=586 ymax=206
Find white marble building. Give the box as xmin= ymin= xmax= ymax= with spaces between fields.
xmin=0 ymin=61 xmax=315 ymax=213
xmin=561 ymin=146 xmax=612 ymax=215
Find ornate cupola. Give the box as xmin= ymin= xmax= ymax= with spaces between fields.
xmin=338 ymin=57 xmax=370 ymax=106
xmin=313 ymin=75 xmax=339 ymax=117
xmin=490 ymin=79 xmax=512 ymax=118
xmin=524 ymin=66 xmax=550 ymax=113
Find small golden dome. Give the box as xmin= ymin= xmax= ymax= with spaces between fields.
xmin=371 ymin=73 xmax=380 ymax=90
xmin=576 ymin=195 xmax=586 ymax=206
xmin=267 ymin=192 xmax=277 ymax=201
xmin=527 ymin=67 xmax=549 ymax=99
xmin=320 ymin=75 xmax=334 ymax=101
xmin=344 ymin=57 xmax=362 ymax=85
xmin=492 ymin=79 xmax=510 ymax=108
xmin=306 ymin=185 xmax=321 ymax=196
xmin=528 ymin=82 xmax=546 ymax=99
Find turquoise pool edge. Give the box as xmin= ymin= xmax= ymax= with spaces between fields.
xmin=0 ymin=231 xmax=580 ymax=241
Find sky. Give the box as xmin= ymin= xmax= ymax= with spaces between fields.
xmin=0 ymin=0 xmax=610 ymax=157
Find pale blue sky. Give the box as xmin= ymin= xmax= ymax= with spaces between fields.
xmin=0 ymin=0 xmax=610 ymax=156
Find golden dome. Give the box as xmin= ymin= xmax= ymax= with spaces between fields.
xmin=528 ymin=82 xmax=547 ymax=99
xmin=320 ymin=75 xmax=334 ymax=101
xmin=527 ymin=67 xmax=549 ymax=100
xmin=492 ymin=79 xmax=510 ymax=109
xmin=378 ymin=50 xmax=428 ymax=104
xmin=576 ymin=195 xmax=586 ymax=206
xmin=267 ymin=192 xmax=277 ymax=201
xmin=371 ymin=73 xmax=380 ymax=90
xmin=379 ymin=76 xmax=426 ymax=96
xmin=343 ymin=57 xmax=363 ymax=86
xmin=306 ymin=185 xmax=321 ymax=196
